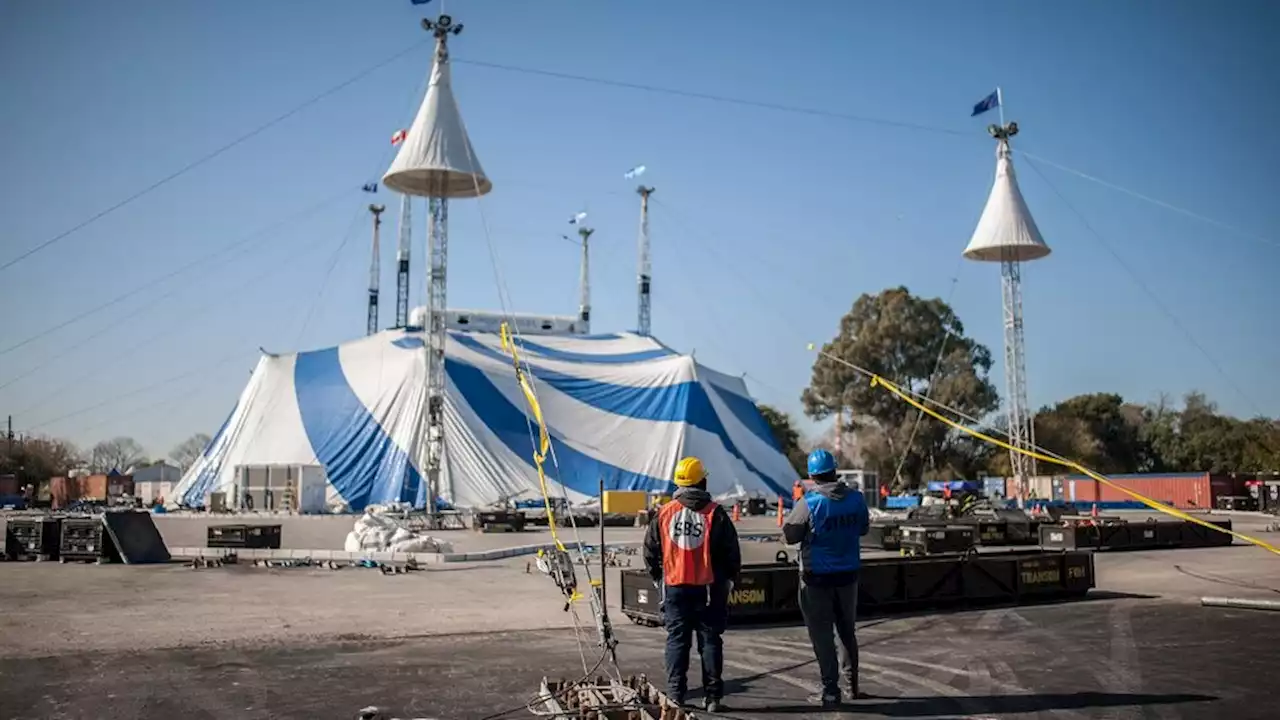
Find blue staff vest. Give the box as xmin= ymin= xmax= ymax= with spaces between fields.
xmin=804 ymin=490 xmax=865 ymax=574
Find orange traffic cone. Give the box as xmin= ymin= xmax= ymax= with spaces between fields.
xmin=732 ymin=504 xmax=741 ymax=522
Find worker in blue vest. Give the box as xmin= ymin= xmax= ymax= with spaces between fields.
xmin=782 ymin=448 xmax=871 ymax=707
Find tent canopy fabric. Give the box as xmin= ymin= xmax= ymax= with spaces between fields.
xmin=172 ymin=329 xmax=796 ymax=511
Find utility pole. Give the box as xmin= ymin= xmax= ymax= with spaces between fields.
xmin=394 ymin=194 xmax=411 ymax=328
xmin=635 ymin=186 xmax=655 ymax=336
xmin=367 ymin=204 xmax=386 ymax=336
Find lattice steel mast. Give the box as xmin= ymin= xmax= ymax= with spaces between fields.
xmin=382 ymin=8 xmax=491 ymax=514
xmin=635 ymin=186 xmax=654 ymax=336
xmin=577 ymin=225 xmax=594 ymax=334
xmin=367 ymin=203 xmax=385 ymax=336
xmin=963 ymin=118 xmax=1050 ymax=507
xmin=394 ymin=195 xmax=411 ymax=328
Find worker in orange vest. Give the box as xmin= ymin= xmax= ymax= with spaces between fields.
xmin=643 ymin=456 xmax=741 ymax=712
xmin=879 ymin=483 xmax=889 ymax=509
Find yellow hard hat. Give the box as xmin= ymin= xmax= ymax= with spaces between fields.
xmin=673 ymin=456 xmax=707 ymax=487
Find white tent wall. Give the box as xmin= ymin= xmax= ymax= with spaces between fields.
xmin=173 ymin=328 xmax=795 ymax=511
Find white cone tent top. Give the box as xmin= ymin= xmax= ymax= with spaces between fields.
xmin=963 ymin=141 xmax=1051 ymax=263
xmin=382 ymin=41 xmax=491 ymax=199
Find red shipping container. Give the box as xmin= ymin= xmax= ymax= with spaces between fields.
xmin=79 ymin=474 xmax=109 ymax=501
xmin=50 ymin=476 xmax=82 ymax=509
xmin=1067 ymin=473 xmax=1212 ymax=509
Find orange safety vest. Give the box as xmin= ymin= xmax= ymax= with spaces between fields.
xmin=658 ymin=500 xmax=718 ymax=586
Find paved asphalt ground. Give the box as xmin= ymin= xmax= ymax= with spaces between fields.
xmin=2 ymin=513 xmax=1279 ymax=719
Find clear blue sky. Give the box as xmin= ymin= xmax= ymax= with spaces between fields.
xmin=1 ymin=0 xmax=1277 ymax=460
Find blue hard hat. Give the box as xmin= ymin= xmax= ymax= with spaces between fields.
xmin=807 ymin=449 xmax=837 ymax=477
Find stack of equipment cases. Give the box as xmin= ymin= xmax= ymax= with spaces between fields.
xmin=59 ymin=516 xmax=117 ymax=564
xmin=207 ymin=524 xmax=282 ymax=550
xmin=5 ymin=516 xmax=61 ymax=561
xmin=899 ymin=524 xmax=976 ymax=556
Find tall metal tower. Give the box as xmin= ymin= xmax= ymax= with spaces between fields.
xmin=635 ymin=186 xmax=655 ymax=336
xmin=367 ymin=203 xmax=386 ymax=336
xmin=576 ymin=225 xmax=594 ymax=334
xmin=394 ymin=195 xmax=411 ymax=328
xmin=382 ymin=8 xmax=491 ymax=513
xmin=963 ymin=119 xmax=1051 ymax=507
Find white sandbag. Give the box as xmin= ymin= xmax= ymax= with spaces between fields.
xmin=390 ymin=536 xmax=454 ymax=554
xmin=389 ymin=527 xmax=414 ymax=545
xmin=343 ymin=531 xmax=362 ymax=553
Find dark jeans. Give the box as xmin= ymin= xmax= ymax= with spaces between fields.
xmin=662 ymin=582 xmax=729 ymax=700
xmin=798 ymin=576 xmax=860 ymax=698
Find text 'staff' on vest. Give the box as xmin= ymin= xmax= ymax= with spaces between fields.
xmin=660 ymin=502 xmax=717 ymax=586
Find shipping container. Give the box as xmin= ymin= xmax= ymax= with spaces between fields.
xmin=1004 ymin=475 xmax=1058 ymax=501
xmin=50 ymin=476 xmax=82 ymax=509
xmin=601 ymin=490 xmax=646 ymax=514
xmin=107 ymin=474 xmax=134 ymax=498
xmin=1066 ymin=473 xmax=1211 ymax=509
xmin=79 ymin=474 xmax=109 ymax=501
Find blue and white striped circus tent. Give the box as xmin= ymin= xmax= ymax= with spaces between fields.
xmin=173 ymin=328 xmax=796 ymax=511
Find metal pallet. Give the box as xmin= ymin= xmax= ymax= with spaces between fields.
xmin=535 ymin=675 xmax=698 ymax=719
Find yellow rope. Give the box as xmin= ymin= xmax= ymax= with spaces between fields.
xmin=807 ymin=347 xmax=1280 ymax=556
xmin=500 ymin=323 xmax=567 ymax=553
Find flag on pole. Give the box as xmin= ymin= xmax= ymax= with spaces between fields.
xmin=391 ymin=129 xmax=408 ymax=145
xmin=971 ymin=90 xmax=1000 ymax=117
xmin=568 ymin=211 xmax=587 ymax=225
xmin=410 ymin=0 xmax=433 ymax=6
xmin=362 ymin=183 xmax=378 ymax=193
xmin=623 ymin=165 xmax=646 ymax=180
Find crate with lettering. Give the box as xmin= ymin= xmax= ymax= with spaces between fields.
xmin=899 ymin=524 xmax=975 ymax=556
xmin=207 ymin=524 xmax=282 ymax=549
xmin=4 ymin=517 xmax=61 ymax=561
xmin=59 ymin=516 xmax=120 ymax=564
xmin=862 ymin=521 xmax=905 ymax=550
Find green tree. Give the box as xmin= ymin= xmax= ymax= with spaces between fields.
xmin=1023 ymin=393 xmax=1145 ymax=473
xmin=802 ymin=287 xmax=1000 ymax=487
xmin=757 ymin=404 xmax=807 ymax=476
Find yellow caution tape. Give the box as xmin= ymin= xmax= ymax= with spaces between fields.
xmin=861 ymin=372 xmax=1280 ymax=556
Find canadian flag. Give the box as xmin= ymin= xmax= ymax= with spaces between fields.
xmin=391 ymin=129 xmax=408 ymax=146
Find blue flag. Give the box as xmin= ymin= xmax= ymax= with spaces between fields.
xmin=410 ymin=0 xmax=432 ymax=5
xmin=971 ymin=90 xmax=1000 ymax=117
xmin=362 ymin=183 xmax=378 ymax=193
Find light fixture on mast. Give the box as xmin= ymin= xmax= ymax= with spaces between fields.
xmin=963 ymin=117 xmax=1049 ymax=508
xmin=382 ymin=7 xmax=491 ymax=518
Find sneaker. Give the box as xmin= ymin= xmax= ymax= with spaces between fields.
xmin=808 ymin=692 xmax=841 ymax=708
xmin=703 ymin=697 xmax=724 ymax=713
